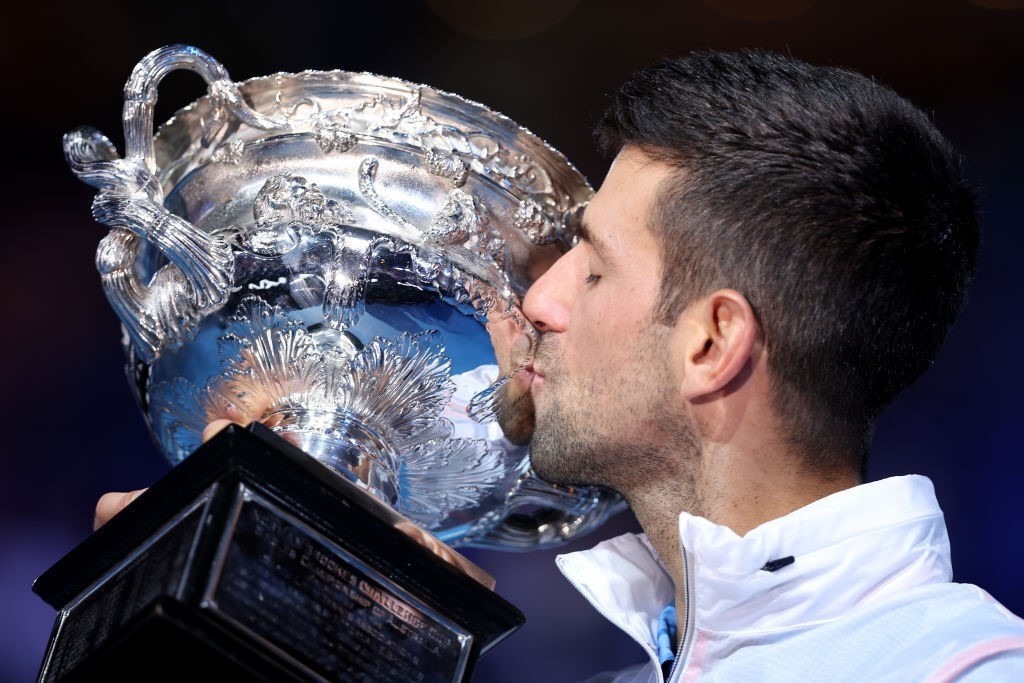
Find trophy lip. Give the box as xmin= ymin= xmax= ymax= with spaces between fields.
xmin=154 ymin=66 xmax=592 ymax=196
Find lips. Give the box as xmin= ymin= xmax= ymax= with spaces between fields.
xmin=523 ymin=362 xmax=543 ymax=388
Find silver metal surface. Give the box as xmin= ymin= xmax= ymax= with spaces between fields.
xmin=66 ymin=45 xmax=625 ymax=549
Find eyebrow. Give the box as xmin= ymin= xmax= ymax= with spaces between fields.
xmin=575 ymin=218 xmax=614 ymax=260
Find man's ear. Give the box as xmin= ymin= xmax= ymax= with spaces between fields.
xmin=676 ymin=289 xmax=759 ymax=401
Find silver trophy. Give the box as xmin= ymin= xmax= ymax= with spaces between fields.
xmin=34 ymin=45 xmax=623 ymax=681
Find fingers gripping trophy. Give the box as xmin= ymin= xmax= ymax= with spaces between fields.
xmin=34 ymin=45 xmax=624 ymax=682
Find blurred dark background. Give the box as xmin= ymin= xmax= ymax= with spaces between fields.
xmin=1 ymin=1 xmax=1022 ymax=681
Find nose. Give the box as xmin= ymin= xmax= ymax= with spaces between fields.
xmin=522 ymin=249 xmax=577 ymax=333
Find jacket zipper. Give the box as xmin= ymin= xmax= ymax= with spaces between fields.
xmin=665 ymin=546 xmax=695 ymax=683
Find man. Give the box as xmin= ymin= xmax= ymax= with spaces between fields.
xmin=96 ymin=51 xmax=1023 ymax=680
xmin=516 ymin=50 xmax=1024 ymax=681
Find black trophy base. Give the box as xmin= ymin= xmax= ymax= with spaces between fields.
xmin=33 ymin=423 xmax=524 ymax=682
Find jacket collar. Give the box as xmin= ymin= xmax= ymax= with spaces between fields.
xmin=557 ymin=475 xmax=952 ymax=644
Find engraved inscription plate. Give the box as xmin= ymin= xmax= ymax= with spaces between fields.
xmin=43 ymin=497 xmax=208 ymax=679
xmin=210 ymin=489 xmax=472 ymax=682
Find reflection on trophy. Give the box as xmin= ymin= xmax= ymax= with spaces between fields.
xmin=34 ymin=46 xmax=624 ymax=681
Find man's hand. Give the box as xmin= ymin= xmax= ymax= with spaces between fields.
xmin=394 ymin=521 xmax=495 ymax=589
xmin=93 ymin=419 xmax=242 ymax=530
xmin=93 ymin=489 xmax=146 ymax=530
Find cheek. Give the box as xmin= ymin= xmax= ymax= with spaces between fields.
xmin=568 ymin=300 xmax=648 ymax=370
xmin=580 ymin=287 xmax=654 ymax=334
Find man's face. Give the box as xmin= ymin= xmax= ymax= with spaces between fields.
xmin=521 ymin=148 xmax=692 ymax=491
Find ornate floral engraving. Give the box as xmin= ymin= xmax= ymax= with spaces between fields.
xmin=243 ymin=173 xmax=355 ymax=257
xmin=426 ymin=148 xmax=469 ymax=187
xmin=400 ymin=438 xmax=503 ymax=525
xmin=150 ymin=377 xmax=213 ymax=458
xmin=252 ymin=174 xmax=354 ymax=233
xmin=425 ymin=189 xmax=479 ymax=246
xmin=322 ymin=236 xmax=371 ymax=330
xmin=245 ymin=83 xmax=569 ymax=222
xmin=344 ymin=332 xmax=454 ymax=444
xmin=265 ymin=89 xmax=323 ymax=121
xmin=217 ymin=296 xmax=325 ymax=417
xmin=315 ymin=123 xmax=358 ymax=154
xmin=148 ymin=295 xmax=504 ymax=528
xmin=512 ymin=198 xmax=560 ymax=245
xmin=211 ymin=138 xmax=246 ymax=165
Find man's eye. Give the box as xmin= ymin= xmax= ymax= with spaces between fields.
xmin=584 ymin=273 xmax=601 ymax=285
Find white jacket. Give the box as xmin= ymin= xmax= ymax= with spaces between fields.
xmin=557 ymin=476 xmax=1024 ymax=682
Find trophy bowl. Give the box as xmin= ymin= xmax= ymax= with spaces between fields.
xmin=62 ymin=44 xmax=623 ymax=548
xmin=34 ymin=45 xmax=625 ymax=682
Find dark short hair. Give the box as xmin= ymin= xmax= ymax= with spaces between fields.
xmin=597 ymin=50 xmax=979 ymax=474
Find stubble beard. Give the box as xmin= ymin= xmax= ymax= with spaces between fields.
xmin=528 ymin=325 xmax=698 ymax=496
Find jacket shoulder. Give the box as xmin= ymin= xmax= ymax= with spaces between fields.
xmin=860 ymin=583 xmax=1024 ymax=681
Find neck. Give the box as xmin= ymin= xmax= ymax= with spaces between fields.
xmin=623 ymin=446 xmax=859 ymax=610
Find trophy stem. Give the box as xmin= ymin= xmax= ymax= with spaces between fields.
xmin=265 ymin=408 xmax=401 ymax=506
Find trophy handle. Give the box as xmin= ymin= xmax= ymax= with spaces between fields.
xmin=122 ymin=45 xmax=291 ymax=174
xmin=466 ymin=469 xmax=627 ymax=550
xmin=64 ymin=46 xmax=257 ymax=360
xmin=122 ymin=45 xmax=231 ymax=174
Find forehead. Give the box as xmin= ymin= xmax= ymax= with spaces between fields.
xmin=575 ymin=147 xmax=673 ymax=251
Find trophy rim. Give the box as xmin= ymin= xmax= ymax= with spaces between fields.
xmin=152 ymin=66 xmax=593 ymax=207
